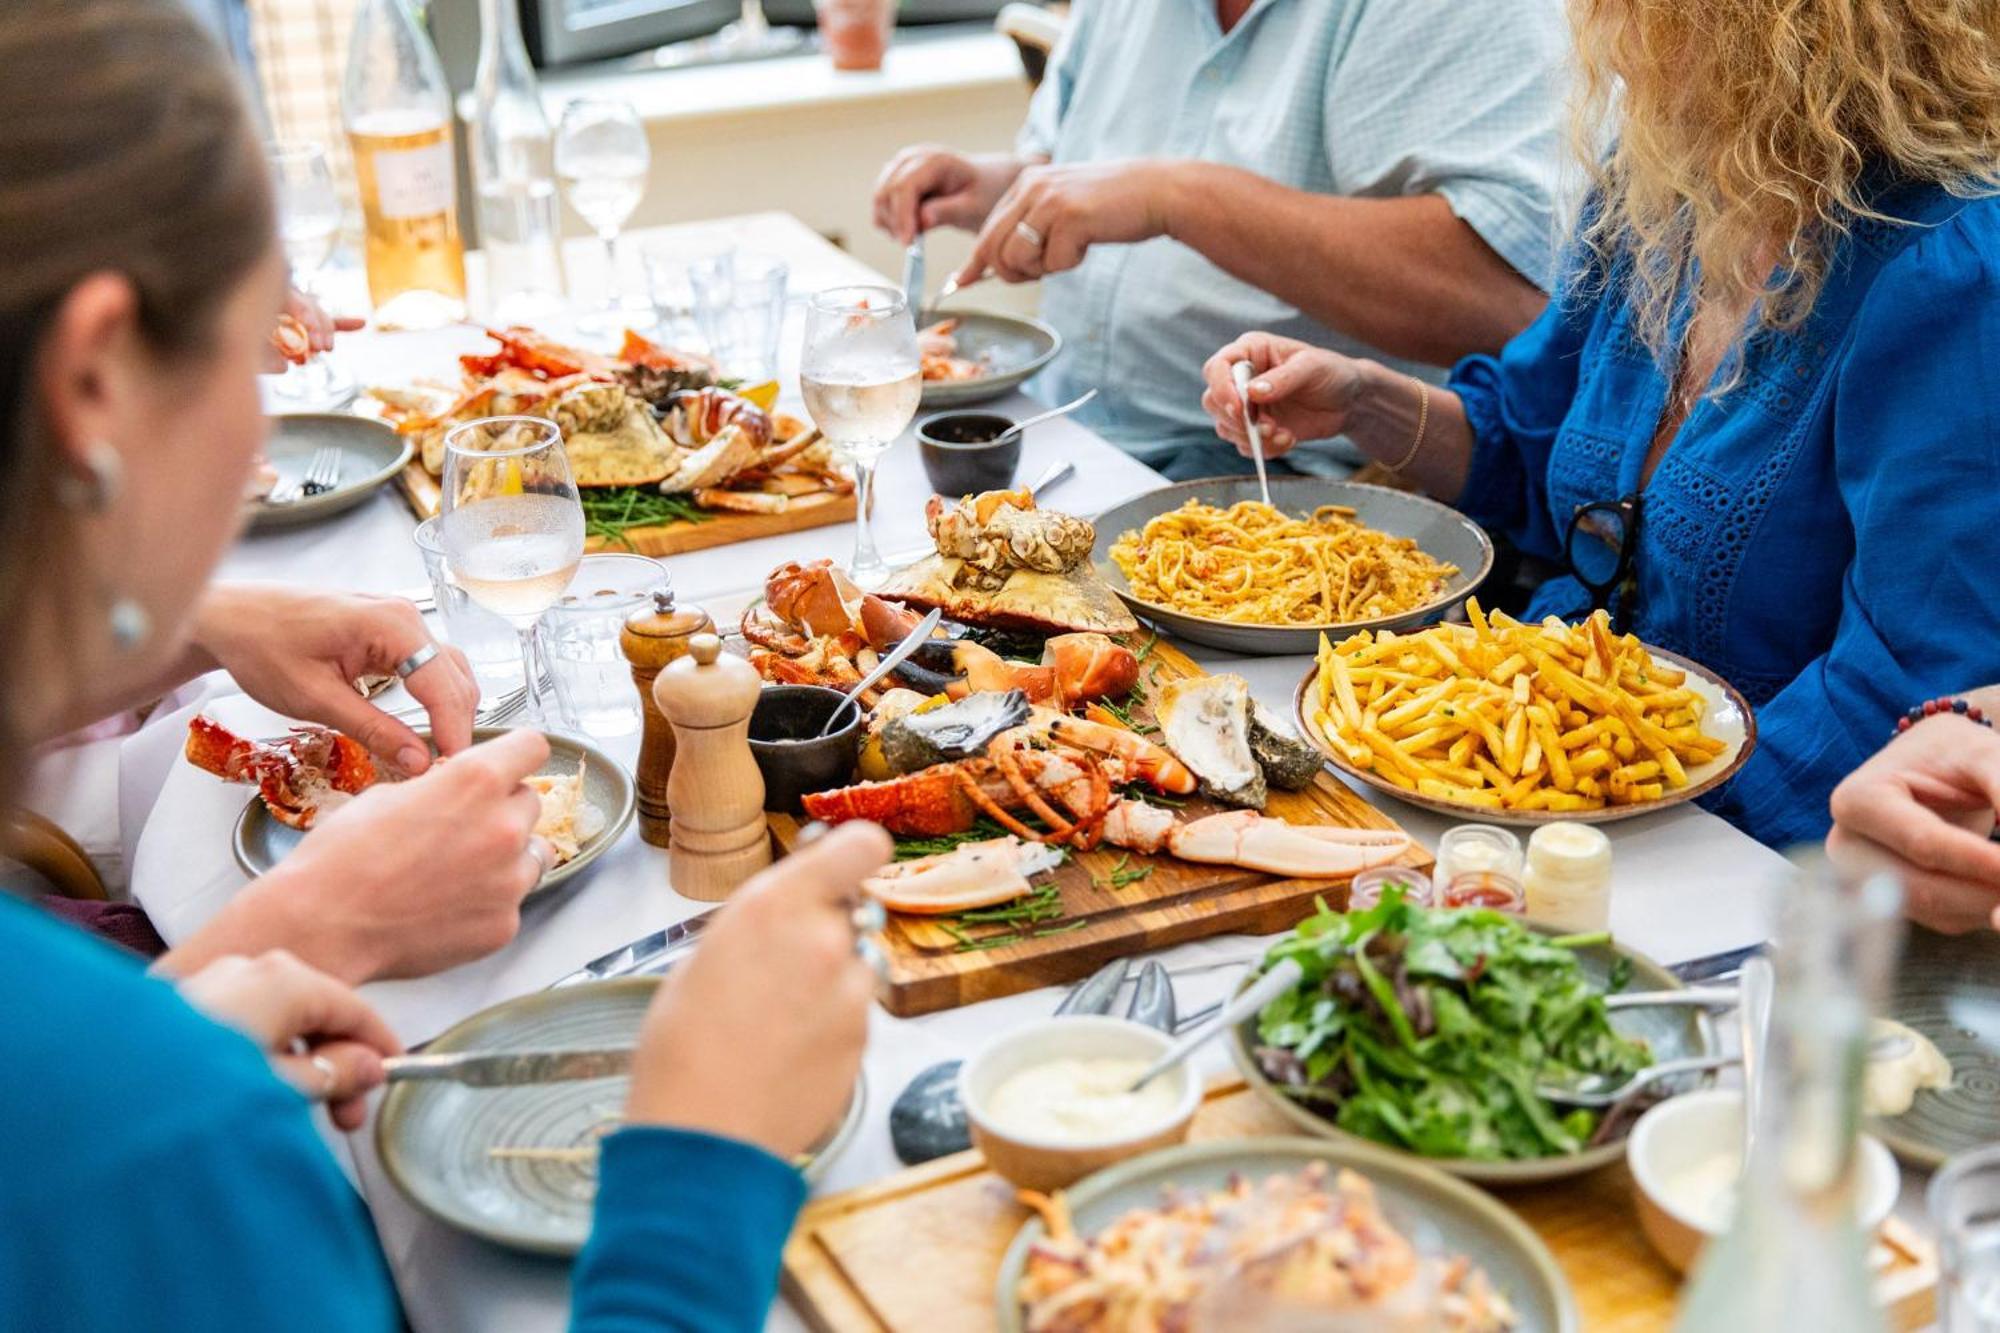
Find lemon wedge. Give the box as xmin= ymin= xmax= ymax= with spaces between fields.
xmin=738 ymin=379 xmax=781 ymax=411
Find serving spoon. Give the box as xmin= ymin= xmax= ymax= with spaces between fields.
xmin=1125 ymin=958 xmax=1305 ymax=1093
xmin=816 ymin=607 xmax=943 ymax=737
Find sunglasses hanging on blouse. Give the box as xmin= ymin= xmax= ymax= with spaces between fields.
xmin=1564 ymin=492 xmax=1645 ymax=636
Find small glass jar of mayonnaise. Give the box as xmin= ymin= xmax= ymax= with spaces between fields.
xmin=1522 ymin=821 xmax=1614 ymax=932
xmin=1435 ymin=824 xmax=1524 ymax=886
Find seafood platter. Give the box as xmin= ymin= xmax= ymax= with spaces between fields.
xmin=365 ymin=326 xmax=857 ymax=557
xmin=737 ymin=486 xmax=1428 ymax=1016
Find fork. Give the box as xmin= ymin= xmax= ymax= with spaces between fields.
xmin=301 ymin=445 xmax=343 ymax=497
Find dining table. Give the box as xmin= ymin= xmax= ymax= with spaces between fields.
xmin=113 ymin=212 xmax=1816 ymax=1332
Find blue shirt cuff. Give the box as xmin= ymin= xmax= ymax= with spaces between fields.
xmin=573 ymin=1126 xmax=807 ymax=1333
xmin=1446 ymin=354 xmax=1521 ymax=529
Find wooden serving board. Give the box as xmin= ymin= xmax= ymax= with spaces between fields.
xmin=396 ymin=462 xmax=857 ymax=558
xmin=782 ymin=1078 xmax=1938 ymax=1333
xmin=769 ymin=637 xmax=1429 ymax=1017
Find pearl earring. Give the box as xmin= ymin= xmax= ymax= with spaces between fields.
xmin=55 ymin=440 xmax=123 ymax=513
xmin=109 ymin=597 xmax=151 ymax=652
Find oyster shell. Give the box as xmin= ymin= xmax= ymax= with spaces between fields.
xmin=1250 ymin=703 xmax=1323 ymax=791
xmin=879 ymin=689 xmax=1031 ymax=774
xmin=1157 ymin=674 xmax=1266 ymax=809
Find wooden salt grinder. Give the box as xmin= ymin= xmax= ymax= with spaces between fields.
xmin=619 ymin=588 xmax=714 ymax=846
xmin=652 ymin=632 xmax=772 ymax=901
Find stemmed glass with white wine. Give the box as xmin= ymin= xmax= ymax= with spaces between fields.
xmin=439 ymin=417 xmax=585 ymax=727
xmin=800 ymin=286 xmax=921 ymax=588
xmin=266 ymin=141 xmax=354 ymax=407
xmin=554 ymin=98 xmax=651 ymax=337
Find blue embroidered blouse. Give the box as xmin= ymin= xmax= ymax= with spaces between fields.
xmin=1450 ymin=182 xmax=2000 ymax=848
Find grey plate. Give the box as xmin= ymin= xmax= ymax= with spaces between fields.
xmin=231 ymin=726 xmax=636 ymax=904
xmin=918 ymin=310 xmax=1061 ymax=409
xmin=995 ymin=1137 xmax=1577 ymax=1333
xmin=246 ymin=413 xmax=413 ymax=531
xmin=1294 ymin=642 xmax=1757 ymax=827
xmin=376 ymin=979 xmax=867 ymax=1255
xmin=1230 ymin=933 xmax=1717 ymax=1185
xmin=1092 ymin=476 xmax=1495 ymax=655
xmin=1873 ymin=927 xmax=2000 ymax=1168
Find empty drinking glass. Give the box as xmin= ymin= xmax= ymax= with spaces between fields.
xmin=543 ymin=553 xmax=669 ymax=738
xmin=687 ymin=250 xmax=789 ymax=382
xmin=555 ymin=98 xmax=651 ymax=336
xmin=1934 ymin=1144 xmax=2000 ymax=1331
xmin=266 ymin=141 xmax=355 ymax=408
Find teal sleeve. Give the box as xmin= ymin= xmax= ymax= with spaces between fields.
xmin=570 ymin=1127 xmax=809 ymax=1333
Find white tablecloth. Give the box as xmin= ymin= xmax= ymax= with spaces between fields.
xmin=115 ymin=217 xmax=1798 ymax=1332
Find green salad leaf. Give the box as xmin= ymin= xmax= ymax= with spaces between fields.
xmin=1253 ymin=893 xmax=1651 ymax=1160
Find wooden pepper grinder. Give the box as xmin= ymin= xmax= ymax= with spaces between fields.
xmin=652 ymin=632 xmax=772 ymax=901
xmin=619 ymin=588 xmax=713 ymax=846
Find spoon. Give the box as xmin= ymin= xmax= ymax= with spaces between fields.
xmin=995 ymin=389 xmax=1098 ymax=446
xmin=1126 ymin=958 xmax=1304 ymax=1093
xmin=816 ymin=607 xmax=943 ymax=736
xmin=1736 ymin=955 xmax=1775 ymax=1174
xmin=1231 ymin=360 xmax=1272 ymax=506
xmin=1535 ymin=1051 xmax=1739 ymax=1108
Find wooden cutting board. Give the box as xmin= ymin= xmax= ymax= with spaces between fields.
xmin=782 ymin=1078 xmax=1938 ymax=1333
xmin=396 ymin=462 xmax=857 ymax=558
xmin=769 ymin=637 xmax=1429 ymax=1017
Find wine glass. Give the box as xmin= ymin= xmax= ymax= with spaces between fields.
xmin=439 ymin=416 xmax=586 ymax=728
xmin=266 ymin=141 xmax=354 ymax=407
xmin=800 ymin=285 xmax=920 ymax=588
xmin=554 ymin=99 xmax=651 ymax=337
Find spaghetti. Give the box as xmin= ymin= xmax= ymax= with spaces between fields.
xmin=1109 ymin=499 xmax=1457 ymax=626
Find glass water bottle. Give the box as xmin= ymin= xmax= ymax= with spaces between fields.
xmin=472 ymin=0 xmax=566 ymax=324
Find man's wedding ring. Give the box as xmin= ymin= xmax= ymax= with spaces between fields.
xmin=395 ymin=642 xmax=441 ymax=679
xmin=1013 ymin=220 xmax=1046 ymax=250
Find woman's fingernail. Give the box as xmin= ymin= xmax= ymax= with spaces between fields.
xmin=1252 ymin=380 xmax=1271 ymax=395
xmin=398 ymin=745 xmax=429 ymax=773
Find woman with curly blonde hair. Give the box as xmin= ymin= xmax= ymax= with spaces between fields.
xmin=1200 ymin=0 xmax=2000 ymax=848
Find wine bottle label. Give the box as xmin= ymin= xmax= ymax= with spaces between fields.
xmin=369 ymin=140 xmax=454 ymax=221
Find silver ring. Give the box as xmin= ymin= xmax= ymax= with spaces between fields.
xmin=1013 ymin=219 xmax=1045 ymax=250
xmin=394 ymin=642 xmax=441 ymax=679
xmin=310 ymin=1053 xmax=339 ymax=1096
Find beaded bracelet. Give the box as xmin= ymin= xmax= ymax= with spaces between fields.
xmin=1893 ymin=696 xmax=1992 ymax=740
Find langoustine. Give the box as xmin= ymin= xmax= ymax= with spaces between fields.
xmin=184 ymin=716 xmax=376 ymax=830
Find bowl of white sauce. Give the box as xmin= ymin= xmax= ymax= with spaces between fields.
xmin=1626 ymin=1087 xmax=1899 ymax=1273
xmin=960 ymin=1015 xmax=1202 ymax=1192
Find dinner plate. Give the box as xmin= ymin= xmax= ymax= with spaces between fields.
xmin=231 ymin=726 xmax=636 ymax=904
xmin=1294 ymin=642 xmax=1756 ymax=827
xmin=1092 ymin=476 xmax=1494 ymax=656
xmin=994 ymin=1137 xmax=1578 ymax=1333
xmin=245 ymin=413 xmax=413 ymax=531
xmin=375 ymin=979 xmax=867 ymax=1255
xmin=1229 ymin=934 xmax=1717 ymax=1185
xmin=1872 ymin=926 xmax=2000 ymax=1168
xmin=917 ymin=310 xmax=1061 ymax=409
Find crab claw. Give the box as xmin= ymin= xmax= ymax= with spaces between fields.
xmin=861 ymin=836 xmax=1064 ymax=915
xmin=1164 ymin=811 xmax=1409 ymax=879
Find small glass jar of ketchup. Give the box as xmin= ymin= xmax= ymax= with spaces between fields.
xmin=1440 ymin=871 xmax=1528 ymax=914
xmin=1347 ymin=867 xmax=1434 ymax=912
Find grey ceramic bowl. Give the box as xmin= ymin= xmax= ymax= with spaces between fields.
xmin=917 ymin=310 xmax=1061 ymax=409
xmin=1229 ymin=932 xmax=1717 ymax=1185
xmin=232 ymin=726 xmax=635 ymax=903
xmin=1874 ymin=926 xmax=2000 ymax=1167
xmin=246 ymin=413 xmax=412 ymax=531
xmin=1092 ymin=475 xmax=1495 ymax=655
xmin=995 ymin=1137 xmax=1578 ymax=1333
xmin=748 ymin=685 xmax=862 ymax=814
xmin=376 ymin=978 xmax=866 ymax=1255
xmin=917 ymin=410 xmax=1022 ymax=497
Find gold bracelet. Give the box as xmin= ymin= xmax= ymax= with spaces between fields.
xmin=1385 ymin=378 xmax=1430 ymax=472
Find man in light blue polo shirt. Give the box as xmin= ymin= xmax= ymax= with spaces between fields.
xmin=873 ymin=0 xmax=1569 ymax=479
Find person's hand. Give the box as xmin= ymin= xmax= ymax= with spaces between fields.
xmin=871 ymin=146 xmax=1022 ymax=244
xmin=176 ymin=949 xmax=402 ymax=1131
xmin=625 ymin=821 xmax=892 ymax=1160
xmin=241 ymin=728 xmax=555 ymax=981
xmin=1828 ymin=707 xmax=2000 ymax=933
xmin=951 ymin=159 xmax=1174 ymax=287
xmin=264 ymin=286 xmax=364 ymax=371
xmin=1201 ymin=333 xmax=1368 ymax=460
xmin=193 ymin=584 xmax=479 ymax=773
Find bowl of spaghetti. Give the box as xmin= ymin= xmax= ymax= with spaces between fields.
xmin=1094 ymin=477 xmax=1492 ymax=654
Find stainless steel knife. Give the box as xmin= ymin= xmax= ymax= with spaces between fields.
xmin=1667 ymin=940 xmax=1769 ymax=984
xmin=547 ymin=911 xmax=717 ymax=989
xmin=902 ymin=237 xmax=926 ymax=316
xmin=383 ymin=1048 xmax=633 ymax=1087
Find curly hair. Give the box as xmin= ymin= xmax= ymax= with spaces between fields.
xmin=1568 ymin=0 xmax=2000 ymax=366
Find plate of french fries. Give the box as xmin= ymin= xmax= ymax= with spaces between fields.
xmin=1294 ymin=602 xmax=1754 ymax=824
